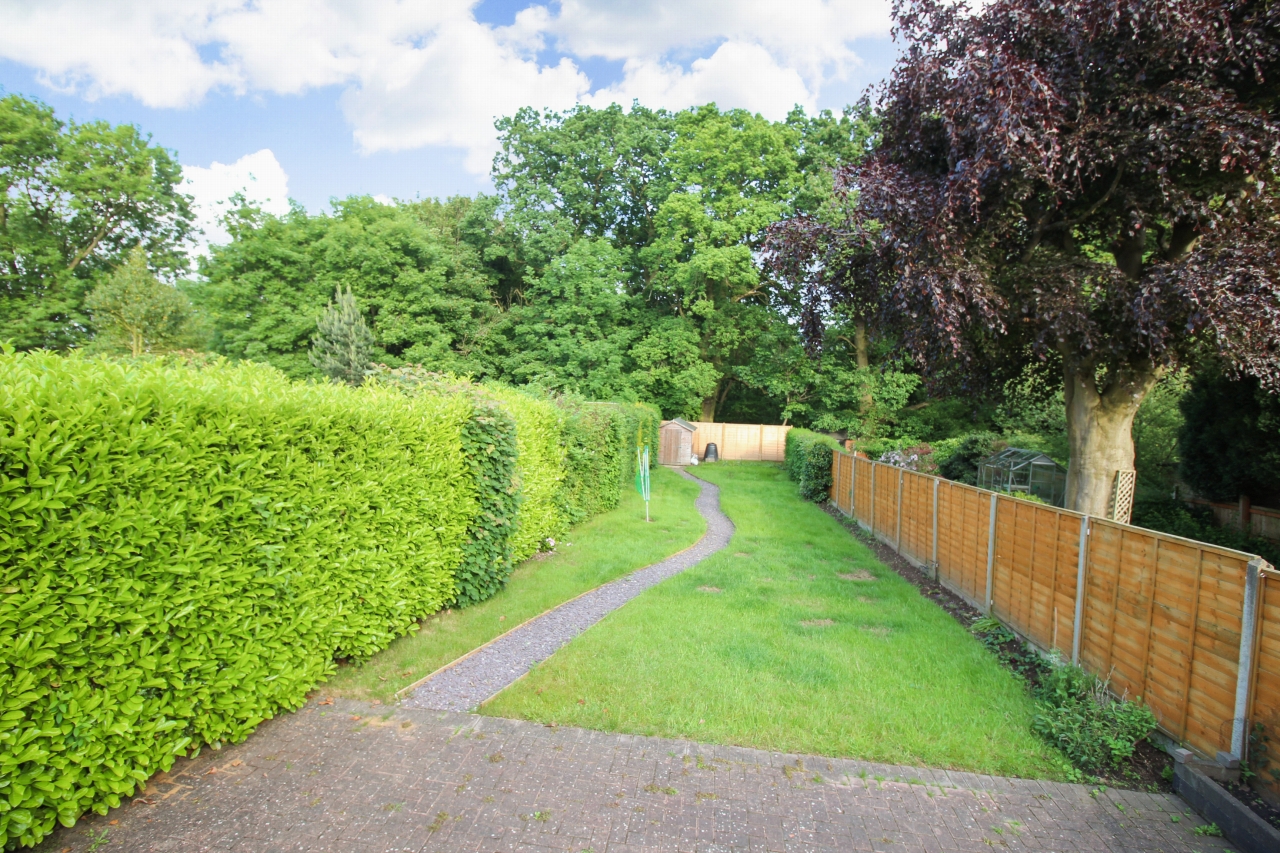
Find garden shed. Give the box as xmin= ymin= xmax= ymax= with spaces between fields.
xmin=658 ymin=419 xmax=697 ymax=465
xmin=977 ymin=447 xmax=1068 ymax=507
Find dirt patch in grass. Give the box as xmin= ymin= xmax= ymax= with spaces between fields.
xmin=733 ymin=552 xmax=751 ymax=557
xmin=799 ymin=619 xmax=835 ymax=627
xmin=837 ymin=569 xmax=876 ymax=581
xmin=697 ymin=586 xmax=723 ymax=594
xmin=860 ymin=625 xmax=891 ymax=636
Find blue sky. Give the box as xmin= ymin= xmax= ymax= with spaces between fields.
xmin=0 ymin=1 xmax=899 ymax=245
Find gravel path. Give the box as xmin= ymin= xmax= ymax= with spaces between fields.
xmin=402 ymin=468 xmax=733 ymax=713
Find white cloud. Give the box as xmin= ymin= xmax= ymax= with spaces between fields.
xmin=183 ymin=149 xmax=290 ymax=253
xmin=547 ymin=0 xmax=892 ymax=88
xmin=586 ymin=42 xmax=813 ymax=121
xmin=0 ymin=1 xmax=894 ymax=173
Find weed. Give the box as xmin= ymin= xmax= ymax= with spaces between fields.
xmin=1192 ymin=823 xmax=1223 ymax=837
xmin=532 ymin=811 xmax=551 ymax=822
xmin=428 ymin=812 xmax=448 ymax=832
xmin=1032 ymin=664 xmax=1156 ymax=773
xmin=643 ymin=784 xmax=678 ymax=795
xmin=696 ymin=792 xmax=718 ymax=801
xmin=86 ymin=828 xmax=110 ymax=852
xmin=489 ymin=752 xmax=504 ymax=763
xmin=383 ymin=802 xmax=403 ymax=812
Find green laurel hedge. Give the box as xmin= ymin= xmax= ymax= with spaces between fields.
xmin=784 ymin=428 xmax=843 ymax=502
xmin=482 ymin=386 xmax=570 ymax=562
xmin=0 ymin=353 xmax=479 ymax=847
xmin=558 ymin=401 xmax=661 ymax=525
xmin=0 ymin=355 xmax=650 ymax=849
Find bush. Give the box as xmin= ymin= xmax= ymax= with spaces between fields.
xmin=0 ymin=354 xmax=645 ymax=849
xmin=936 ymin=431 xmax=1002 ymax=484
xmin=372 ymin=367 xmax=521 ymax=605
xmin=483 ymin=385 xmax=569 ymax=562
xmin=556 ymin=399 xmax=661 ymax=525
xmin=0 ymin=353 xmax=479 ymax=847
xmin=785 ymin=429 xmax=843 ymax=502
xmin=1131 ymin=498 xmax=1280 ymax=567
xmin=1032 ymin=663 xmax=1157 ymax=772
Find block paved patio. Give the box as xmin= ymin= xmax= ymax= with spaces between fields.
xmin=37 ymin=697 xmax=1234 ymax=853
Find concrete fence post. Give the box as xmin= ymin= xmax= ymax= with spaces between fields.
xmin=931 ymin=478 xmax=940 ymax=582
xmin=1072 ymin=515 xmax=1089 ymax=665
xmin=985 ymin=493 xmax=998 ymax=614
xmin=1230 ymin=559 xmax=1264 ymax=758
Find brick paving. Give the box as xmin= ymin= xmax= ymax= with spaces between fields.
xmin=39 ymin=698 xmax=1234 ymax=853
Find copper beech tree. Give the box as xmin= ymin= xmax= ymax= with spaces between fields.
xmin=766 ymin=0 xmax=1280 ymax=516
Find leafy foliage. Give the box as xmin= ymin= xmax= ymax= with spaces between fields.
xmin=367 ymin=366 xmax=522 ymax=605
xmin=766 ymin=0 xmax=1280 ymax=510
xmin=1032 ymin=664 xmax=1157 ymax=772
xmin=1177 ymin=370 xmax=1280 ymax=504
xmin=194 ymin=197 xmax=499 ymax=379
xmin=309 ymin=286 xmax=374 ymax=385
xmin=784 ymin=428 xmax=843 ymax=502
xmin=0 ymin=94 xmax=194 ymax=350
xmin=0 ymin=351 xmax=647 ymax=849
xmin=0 ymin=352 xmax=477 ymax=848
xmin=84 ymin=247 xmax=197 ymax=357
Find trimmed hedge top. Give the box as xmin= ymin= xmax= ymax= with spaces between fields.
xmin=0 ymin=353 xmax=655 ymax=849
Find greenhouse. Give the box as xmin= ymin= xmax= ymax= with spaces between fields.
xmin=977 ymin=447 xmax=1068 ymax=507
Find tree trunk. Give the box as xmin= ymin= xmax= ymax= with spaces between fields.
xmin=700 ymin=395 xmax=716 ymax=422
xmin=1063 ymin=360 xmax=1161 ymax=516
xmin=854 ymin=319 xmax=869 ymax=369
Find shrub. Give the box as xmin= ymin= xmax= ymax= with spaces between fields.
xmin=556 ymin=400 xmax=660 ymax=525
xmin=0 ymin=353 xmax=478 ymax=848
xmin=371 ymin=367 xmax=521 ymax=605
xmin=936 ymin=431 xmax=1002 ymax=484
xmin=1131 ymin=498 xmax=1280 ymax=567
xmin=482 ymin=385 xmax=569 ymax=562
xmin=1032 ymin=663 xmax=1157 ymax=772
xmin=785 ymin=429 xmax=843 ymax=502
xmin=878 ymin=443 xmax=937 ymax=474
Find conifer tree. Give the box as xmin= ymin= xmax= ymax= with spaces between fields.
xmin=309 ymin=286 xmax=373 ymax=385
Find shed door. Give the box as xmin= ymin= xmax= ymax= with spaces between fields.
xmin=659 ymin=428 xmax=678 ymax=465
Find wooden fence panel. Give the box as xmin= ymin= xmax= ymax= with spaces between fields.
xmin=854 ymin=456 xmax=874 ymax=528
xmin=990 ymin=497 xmax=1080 ymax=657
xmin=935 ymin=480 xmax=991 ymax=608
xmin=832 ymin=452 xmax=854 ymax=516
xmin=899 ymin=470 xmax=934 ymax=567
xmin=873 ymin=462 xmax=900 ymax=541
xmin=1250 ymin=568 xmax=1280 ymax=794
xmin=689 ymin=422 xmax=791 ymax=462
xmin=1080 ymin=521 xmax=1249 ymax=756
xmin=828 ymin=450 xmax=1270 ymax=761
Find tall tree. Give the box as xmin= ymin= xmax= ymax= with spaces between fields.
xmin=194 ymin=197 xmax=499 ymax=378
xmin=310 ymin=285 xmax=374 ymax=385
xmin=84 ymin=245 xmax=196 ymax=356
xmin=769 ymin=0 xmax=1280 ymax=515
xmin=0 ymin=94 xmax=193 ymax=349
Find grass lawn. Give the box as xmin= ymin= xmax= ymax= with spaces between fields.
xmin=482 ymin=462 xmax=1065 ymax=779
xmin=324 ymin=466 xmax=705 ymax=703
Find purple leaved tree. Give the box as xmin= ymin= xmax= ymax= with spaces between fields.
xmin=767 ymin=0 xmax=1280 ymax=515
